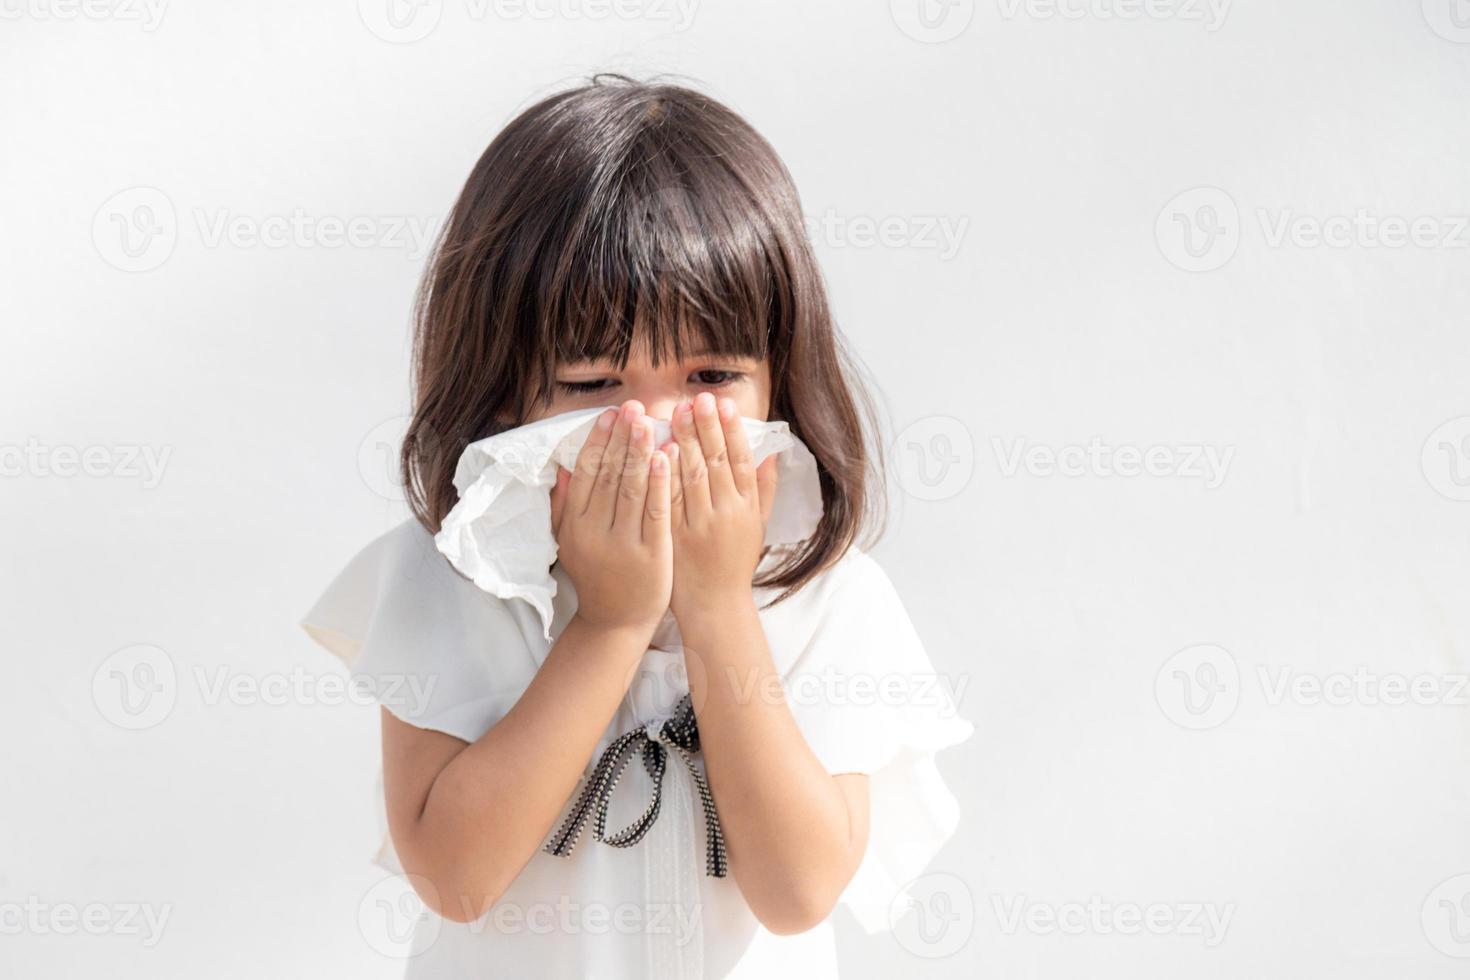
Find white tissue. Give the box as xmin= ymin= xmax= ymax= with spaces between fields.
xmin=434 ymin=406 xmax=824 ymax=640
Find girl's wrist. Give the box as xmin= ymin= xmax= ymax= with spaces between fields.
xmin=672 ymin=589 xmax=758 ymax=641
xmin=565 ymin=611 xmax=660 ymax=655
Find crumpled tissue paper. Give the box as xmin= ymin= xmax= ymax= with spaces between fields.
xmin=434 ymin=406 xmax=824 ymax=640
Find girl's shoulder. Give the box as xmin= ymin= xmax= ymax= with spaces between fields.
xmin=301 ymin=518 xmax=530 ymax=661
xmin=299 ymin=519 xmax=541 ymax=741
xmin=763 ymin=539 xmax=910 ymax=622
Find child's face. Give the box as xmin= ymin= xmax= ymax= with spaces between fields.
xmin=533 ymin=335 xmax=772 ymax=424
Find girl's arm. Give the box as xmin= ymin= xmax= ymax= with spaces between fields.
xmin=381 ymin=614 xmax=655 ymax=923
xmin=384 ymin=402 xmax=674 ymax=923
xmin=679 ymin=602 xmax=872 ymax=934
xmin=664 ymin=392 xmax=872 ymax=934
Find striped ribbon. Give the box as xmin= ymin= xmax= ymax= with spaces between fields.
xmin=543 ymin=693 xmax=729 ymax=878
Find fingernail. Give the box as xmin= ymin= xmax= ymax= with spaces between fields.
xmin=652 ymin=452 xmax=668 ymax=474
xmin=598 ymin=409 xmax=615 ymax=430
xmin=718 ymin=398 xmax=734 ymax=420
xmin=696 ymin=393 xmax=715 ymax=416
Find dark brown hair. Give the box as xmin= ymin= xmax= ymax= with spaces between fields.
xmin=402 ymin=73 xmax=887 ymax=606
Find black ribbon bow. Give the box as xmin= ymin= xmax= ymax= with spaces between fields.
xmin=543 ymin=693 xmax=728 ymax=877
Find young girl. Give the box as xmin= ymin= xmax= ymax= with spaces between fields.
xmin=303 ymin=75 xmax=972 ymax=979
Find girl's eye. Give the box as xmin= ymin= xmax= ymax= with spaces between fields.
xmin=556 ymin=379 xmax=612 ymax=394
xmin=692 ymin=369 xmax=744 ymax=387
xmin=554 ymin=369 xmax=743 ymax=396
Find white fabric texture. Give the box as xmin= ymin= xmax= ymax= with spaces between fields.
xmin=302 ymin=497 xmax=972 ymax=977
xmin=434 ymin=406 xmax=825 ymax=642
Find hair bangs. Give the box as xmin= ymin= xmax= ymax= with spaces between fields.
xmin=533 ymin=126 xmax=781 ymax=390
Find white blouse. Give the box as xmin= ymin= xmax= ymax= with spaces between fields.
xmin=302 ymin=518 xmax=972 ymax=979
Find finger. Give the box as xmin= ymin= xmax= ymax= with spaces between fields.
xmin=756 ymin=455 xmax=779 ymax=529
xmin=589 ymin=401 xmax=642 ymax=528
xmin=718 ymin=397 xmax=757 ymax=497
xmin=672 ymin=398 xmax=711 ymax=519
xmin=614 ymin=415 xmax=654 ymax=536
xmin=692 ymin=392 xmax=737 ymax=504
xmin=664 ymin=441 xmax=685 ymax=531
xmin=569 ymin=407 xmax=617 ymax=516
xmin=645 ymin=449 xmax=671 ymax=542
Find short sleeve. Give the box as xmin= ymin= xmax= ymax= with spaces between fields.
xmin=781 ymin=548 xmax=975 ymax=934
xmin=300 ymin=519 xmax=537 ymax=744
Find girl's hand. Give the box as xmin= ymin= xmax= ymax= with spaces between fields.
xmin=664 ymin=392 xmax=779 ymax=623
xmin=550 ymin=400 xmax=673 ymax=635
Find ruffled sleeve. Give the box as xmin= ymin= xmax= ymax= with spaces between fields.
xmin=780 ymin=548 xmax=975 ymax=934
xmin=300 ymin=519 xmax=538 ymax=744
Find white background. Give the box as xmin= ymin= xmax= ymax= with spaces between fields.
xmin=4 ymin=1 xmax=1470 ymax=977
